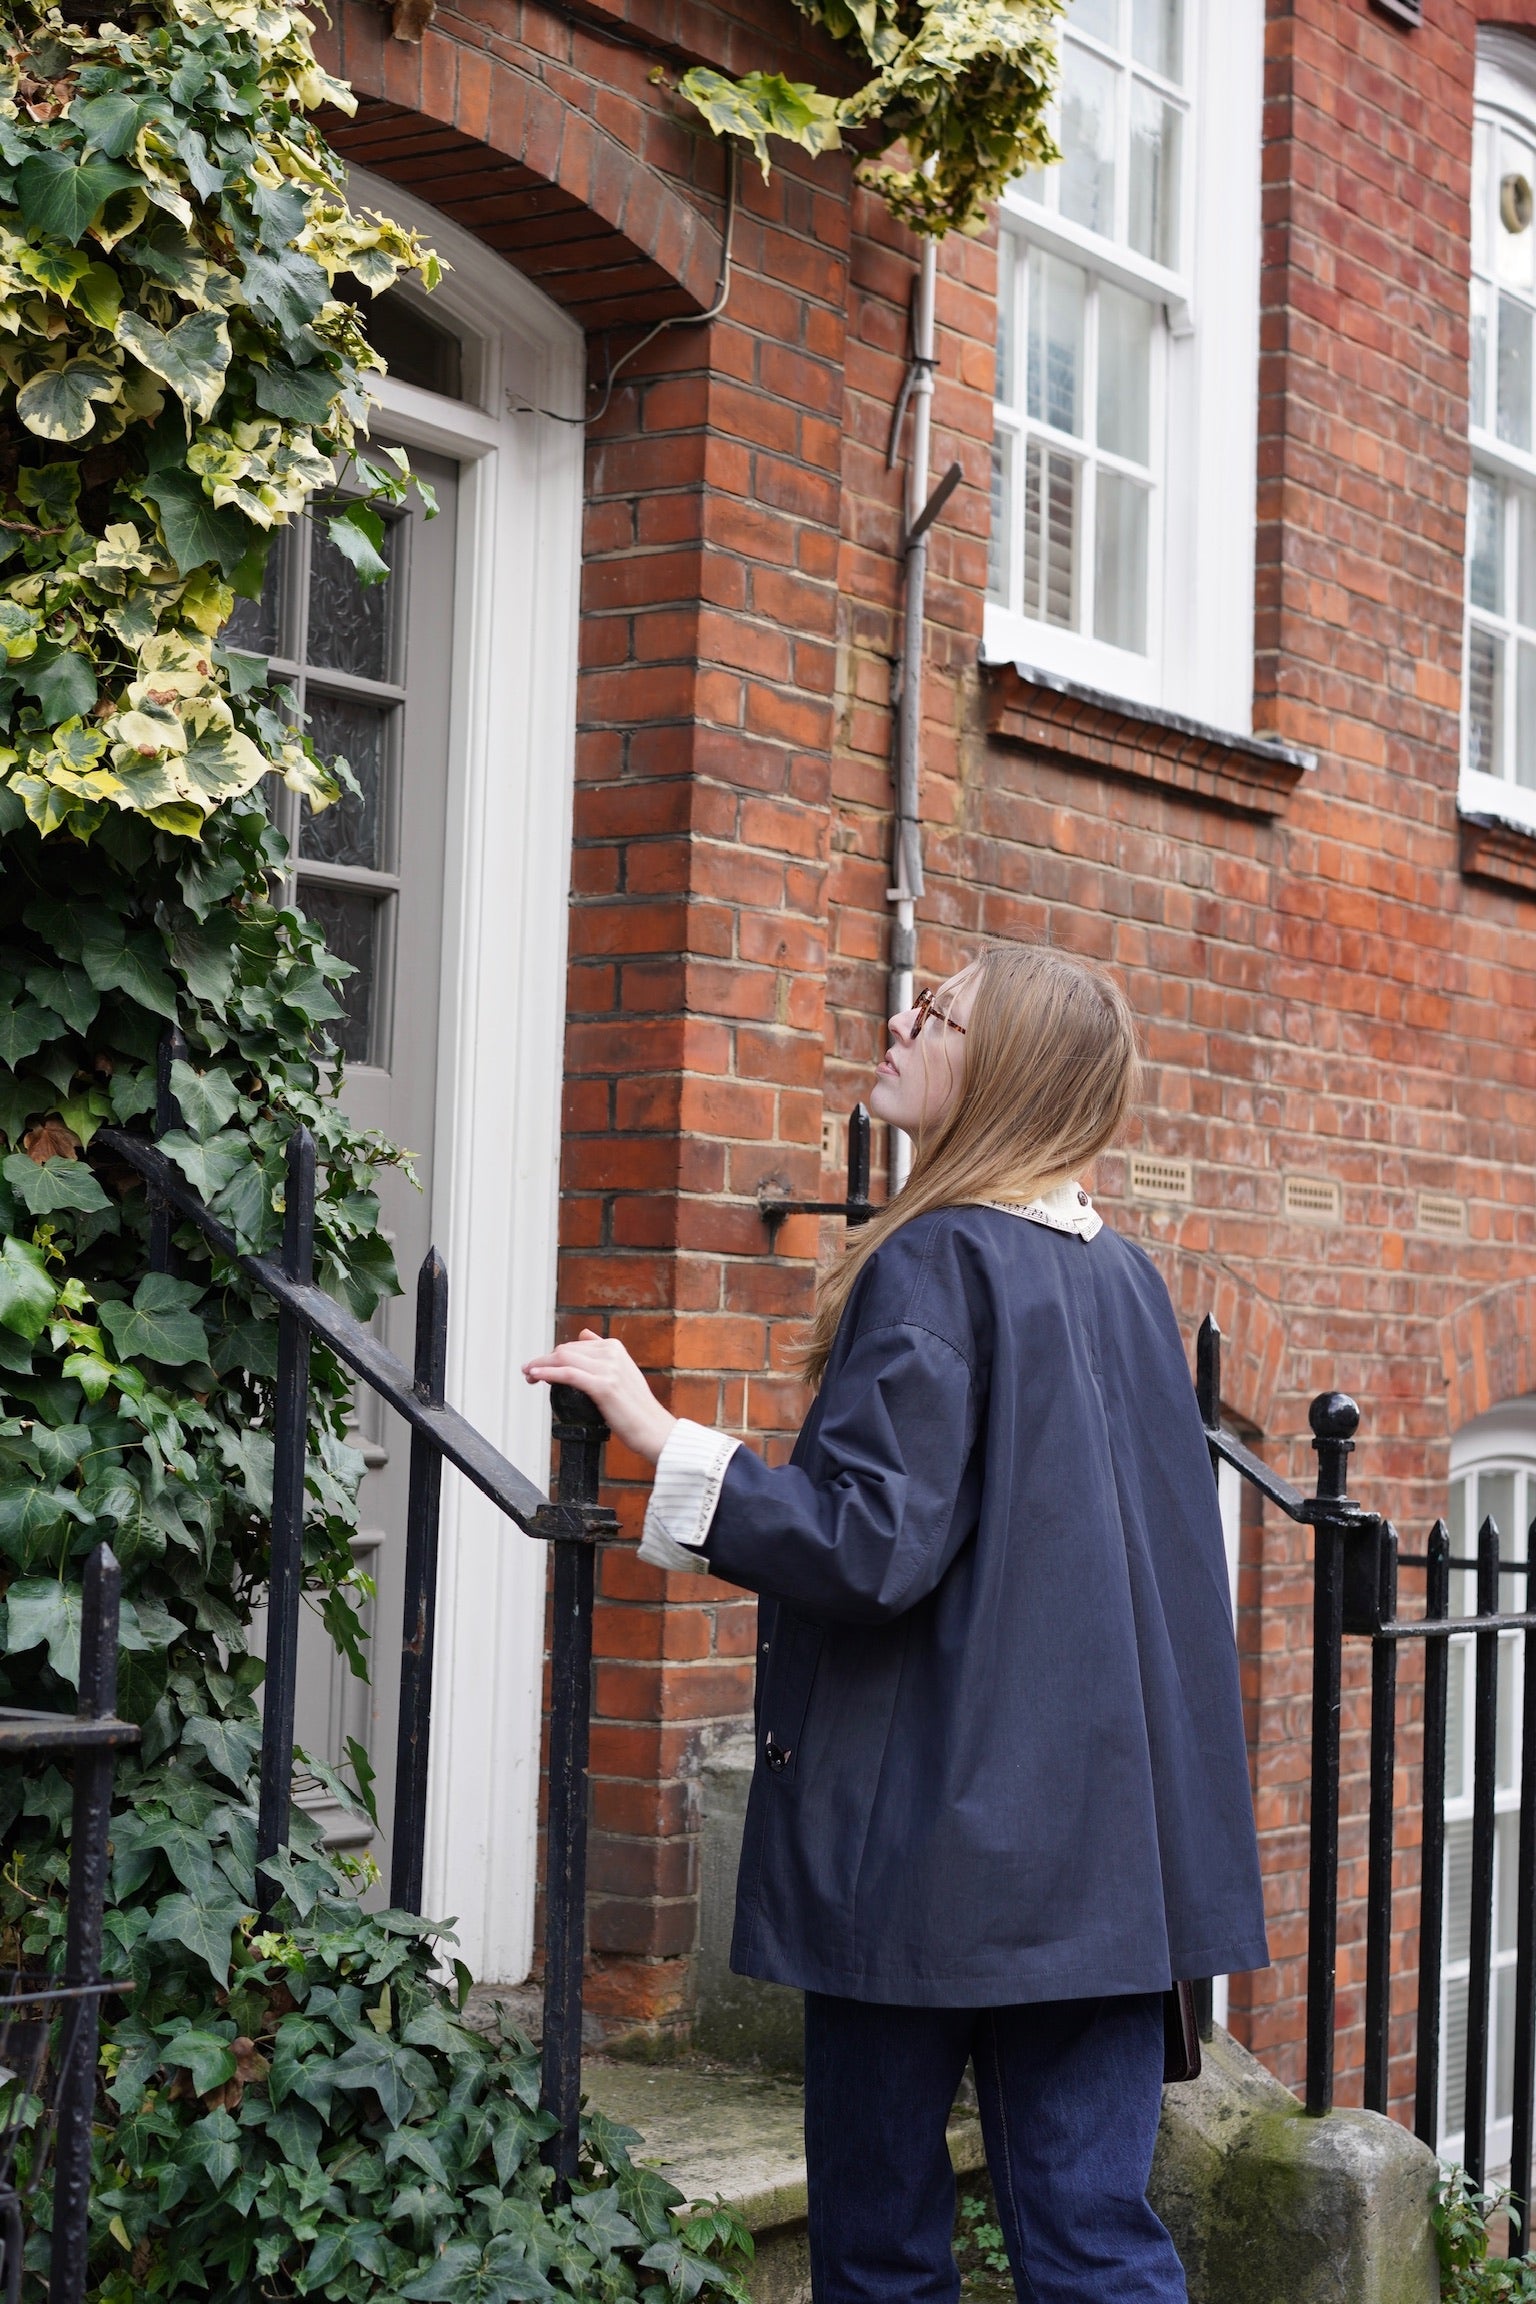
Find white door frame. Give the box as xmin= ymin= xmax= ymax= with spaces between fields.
xmin=348 ymin=169 xmax=585 ymax=1981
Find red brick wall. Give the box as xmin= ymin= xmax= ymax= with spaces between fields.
xmin=332 ymin=0 xmax=1536 ymax=2102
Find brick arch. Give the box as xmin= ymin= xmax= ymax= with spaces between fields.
xmin=1137 ymin=1245 xmax=1288 ymax=1438
xmin=1443 ymin=1279 xmax=1536 ymax=1432
xmin=315 ymin=3 xmax=726 ymax=328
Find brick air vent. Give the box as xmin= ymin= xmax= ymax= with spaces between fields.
xmin=1370 ymin=0 xmax=1422 ymax=25
xmin=1129 ymin=1154 xmax=1193 ymax=1205
xmin=1283 ymin=1175 xmax=1342 ymax=1225
xmin=1417 ymin=1191 xmax=1468 ymax=1238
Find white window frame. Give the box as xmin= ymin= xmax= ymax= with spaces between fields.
xmin=1440 ymin=1400 xmax=1536 ymax=2167
xmin=983 ymin=0 xmax=1264 ymax=733
xmin=1463 ymin=33 xmax=1536 ymax=839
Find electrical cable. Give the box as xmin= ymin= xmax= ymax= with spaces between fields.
xmin=507 ymin=141 xmax=739 ymax=427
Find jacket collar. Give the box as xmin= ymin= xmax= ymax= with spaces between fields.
xmin=980 ymin=1179 xmax=1102 ymax=1241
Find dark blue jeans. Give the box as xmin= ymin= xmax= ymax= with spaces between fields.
xmin=803 ymin=1991 xmax=1186 ymax=2304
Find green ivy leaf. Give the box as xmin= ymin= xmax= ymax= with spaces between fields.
xmin=238 ymin=246 xmax=330 ymax=335
xmin=181 ymin=2106 xmax=242 ymax=2189
xmin=179 ymin=1712 xmax=261 ymax=1789
xmin=22 ymin=645 xmax=98 ymax=724
xmin=80 ymin=928 xmax=179 ymax=1022
xmin=1 ymin=1152 xmax=110 ymax=1216
xmin=146 ymin=1890 xmax=246 ymax=1981
xmin=69 ymin=92 xmax=158 ymax=160
xmin=325 ymin=503 xmax=390 ymax=588
xmin=158 ymin=2026 xmax=238 ymax=2096
xmin=168 ymin=1059 xmax=239 ymax=1141
xmin=23 ymin=965 xmax=98 ymax=1035
xmin=5 ymin=1579 xmax=85 ymax=1685
xmin=0 ymin=1237 xmax=57 ymax=1342
xmin=0 ymin=999 xmax=61 ymax=1069
xmin=143 ymin=465 xmax=253 ymax=579
xmin=159 ymin=1127 xmax=246 ymax=1199
xmin=15 ymin=150 xmax=138 ymax=244
xmin=400 ymin=2236 xmax=548 ymax=2303
xmin=252 ymin=357 xmax=338 ymax=425
xmin=98 ymin=1273 xmax=209 ymax=1367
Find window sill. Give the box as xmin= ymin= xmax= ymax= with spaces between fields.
xmin=983 ymin=659 xmax=1316 ymax=819
xmin=1461 ymin=808 xmax=1536 ymax=895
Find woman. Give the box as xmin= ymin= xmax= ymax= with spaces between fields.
xmin=525 ymin=945 xmax=1267 ymax=2304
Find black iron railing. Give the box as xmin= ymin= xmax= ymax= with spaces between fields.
xmin=1198 ymin=1314 xmax=1536 ymax=2250
xmin=98 ymin=1058 xmax=616 ymax=2198
xmin=0 ymin=1543 xmax=138 ymax=2301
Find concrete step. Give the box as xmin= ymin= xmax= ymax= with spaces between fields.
xmin=583 ymin=2055 xmax=988 ymax=2304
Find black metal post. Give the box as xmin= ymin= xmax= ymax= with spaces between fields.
xmin=48 ymin=1544 xmax=121 ymax=2304
xmin=846 ymin=1103 xmax=873 ymax=1226
xmin=540 ymin=1386 xmax=606 ymax=2198
xmin=1465 ymin=1515 xmax=1503 ymax=2189
xmin=1364 ymin=1523 xmax=1399 ymax=2115
xmin=1415 ymin=1520 xmax=1452 ymax=2146
xmin=390 ymin=1249 xmax=449 ymax=1913
xmin=148 ymin=1027 xmax=187 ymax=1275
xmin=1509 ymin=1517 xmax=1536 ymax=2259
xmin=1196 ymin=1314 xmax=1221 ymax=1437
xmin=1306 ymin=1391 xmax=1357 ymax=2117
xmin=257 ymin=1128 xmax=316 ymax=1916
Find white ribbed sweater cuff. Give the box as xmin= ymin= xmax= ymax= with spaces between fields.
xmin=638 ymin=1419 xmax=740 ymax=1574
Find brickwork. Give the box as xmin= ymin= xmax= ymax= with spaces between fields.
xmin=323 ymin=0 xmax=1536 ymax=2107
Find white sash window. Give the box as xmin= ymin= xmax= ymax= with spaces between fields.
xmin=985 ymin=0 xmax=1264 ymax=731
xmin=1464 ymin=35 xmax=1536 ymax=828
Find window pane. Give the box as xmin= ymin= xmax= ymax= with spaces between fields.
xmin=1519 ymin=486 xmax=1536 ymax=626
xmin=297 ymin=882 xmax=384 ymax=1065
xmin=1518 ymin=641 xmax=1536 ymax=789
xmin=1445 ymin=1967 xmax=1469 ymax=2141
xmin=1499 ymin=1809 xmax=1522 ymax=1953
xmin=225 ymin=529 xmax=286 ymax=657
xmin=1469 ymin=624 xmax=1505 ymax=780
xmin=1497 ymin=1961 xmax=1518 ymax=2124
xmin=988 ymin=435 xmax=1012 ymax=606
xmin=1131 ymin=0 xmax=1182 ymax=82
xmin=1447 ymin=1641 xmax=1467 ymax=1802
xmin=1060 ymin=43 xmax=1118 ymax=239
xmin=1497 ymin=131 xmax=1536 ymax=291
xmin=1482 ymin=1469 xmax=1517 ymax=1549
xmin=1067 ymin=0 xmax=1118 ymax=43
xmin=997 ymin=237 xmax=1019 ymax=406
xmin=1472 ymin=279 xmax=1490 ymax=435
xmin=1027 ymin=251 xmax=1087 ymax=435
xmin=1094 ymin=469 xmax=1148 ymax=651
xmin=362 ymin=289 xmax=463 ymax=400
xmin=1498 ymin=293 xmax=1533 ymax=451
xmin=1474 ymin=117 xmax=1492 ymax=281
xmin=307 ymin=504 xmax=397 ymax=682
xmin=1448 ymin=1815 xmax=1474 ymax=1967
xmin=300 ymin=694 xmax=393 ymax=870
xmin=1498 ymin=1633 xmax=1518 ymax=1792
xmin=1469 ymin=471 xmax=1503 ymax=612
xmin=1097 ymin=284 xmax=1153 ymax=463
xmin=1129 ymin=82 xmax=1182 ymax=267
xmin=1024 ymin=440 xmax=1079 ymax=627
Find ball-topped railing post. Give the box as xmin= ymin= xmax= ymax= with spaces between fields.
xmin=1303 ymin=1387 xmax=1361 ymax=2116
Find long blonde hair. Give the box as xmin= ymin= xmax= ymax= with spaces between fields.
xmin=802 ymin=945 xmax=1140 ymax=1387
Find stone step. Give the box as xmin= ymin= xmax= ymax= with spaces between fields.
xmin=583 ymin=2056 xmax=986 ymax=2304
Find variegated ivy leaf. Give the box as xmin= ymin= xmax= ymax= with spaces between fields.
xmin=115 ymin=308 xmax=231 ymax=421
xmin=15 ymin=353 xmax=123 ymax=442
xmin=0 ymin=601 xmax=39 ymax=662
xmin=678 ymin=67 xmax=842 ymax=176
xmin=16 ymin=241 xmax=90 ymax=299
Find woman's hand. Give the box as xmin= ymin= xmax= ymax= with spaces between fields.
xmin=522 ymin=1330 xmax=677 ymax=1466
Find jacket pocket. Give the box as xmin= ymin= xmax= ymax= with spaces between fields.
xmin=757 ymin=1606 xmax=824 ymax=1784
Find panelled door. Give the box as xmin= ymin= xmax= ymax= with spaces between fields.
xmin=229 ymin=442 xmax=459 ymax=1882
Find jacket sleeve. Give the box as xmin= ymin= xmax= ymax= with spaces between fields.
xmin=701 ymin=1318 xmax=979 ymax=1624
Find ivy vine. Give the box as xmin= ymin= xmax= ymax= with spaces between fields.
xmin=680 ymin=0 xmax=1065 ymax=238
xmin=0 ymin=3 xmax=749 ymax=2298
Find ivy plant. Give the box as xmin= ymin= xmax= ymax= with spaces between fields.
xmin=680 ymin=0 xmax=1065 ymax=237
xmin=1435 ymin=2171 xmax=1536 ymax=2302
xmin=0 ymin=3 xmax=749 ymax=2298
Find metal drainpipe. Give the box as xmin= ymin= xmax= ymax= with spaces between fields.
xmin=887 ymin=233 xmax=937 ymax=1196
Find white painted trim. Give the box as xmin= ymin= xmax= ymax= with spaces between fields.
xmin=987 ymin=0 xmax=1263 ymax=733
xmin=347 ymin=170 xmax=585 ymax=1982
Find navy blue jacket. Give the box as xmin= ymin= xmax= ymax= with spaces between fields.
xmin=700 ymin=1204 xmax=1269 ymax=2007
